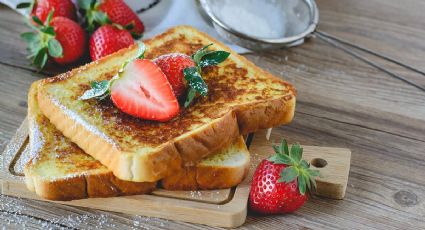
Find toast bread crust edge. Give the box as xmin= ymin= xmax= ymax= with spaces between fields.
xmin=161 ymin=136 xmax=250 ymax=190
xmin=27 ymin=81 xmax=156 ymax=200
xmin=37 ymin=25 xmax=295 ymax=182
xmin=37 ymin=85 xmax=239 ymax=182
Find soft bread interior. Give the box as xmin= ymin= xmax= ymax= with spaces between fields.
xmin=199 ymin=137 xmax=249 ymax=167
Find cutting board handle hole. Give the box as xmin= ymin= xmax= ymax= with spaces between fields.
xmin=311 ymin=158 xmax=328 ymax=168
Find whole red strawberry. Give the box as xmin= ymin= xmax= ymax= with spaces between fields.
xmin=77 ymin=0 xmax=144 ymax=36
xmin=153 ymin=44 xmax=230 ymax=106
xmin=249 ymin=139 xmax=320 ymax=214
xmin=17 ymin=0 xmax=77 ymax=23
xmin=98 ymin=0 xmax=144 ymax=34
xmin=153 ymin=54 xmax=195 ymax=98
xmin=20 ymin=11 xmax=86 ymax=69
xmin=89 ymin=25 xmax=134 ymax=61
xmin=50 ymin=17 xmax=87 ymax=64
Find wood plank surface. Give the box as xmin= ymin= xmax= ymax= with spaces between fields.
xmin=1 ymin=0 xmax=424 ymax=229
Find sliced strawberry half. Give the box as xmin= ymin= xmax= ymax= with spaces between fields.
xmin=110 ymin=59 xmax=180 ymax=122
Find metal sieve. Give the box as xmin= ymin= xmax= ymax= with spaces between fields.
xmin=199 ymin=0 xmax=425 ymax=92
xmin=199 ymin=0 xmax=319 ymax=50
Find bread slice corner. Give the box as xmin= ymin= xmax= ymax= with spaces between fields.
xmin=161 ymin=136 xmax=250 ymax=190
xmin=26 ymin=80 xmax=156 ymax=201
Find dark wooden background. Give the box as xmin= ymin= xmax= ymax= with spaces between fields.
xmin=1 ymin=0 xmax=425 ymax=229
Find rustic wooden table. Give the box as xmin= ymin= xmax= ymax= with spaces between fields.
xmin=1 ymin=0 xmax=424 ymax=229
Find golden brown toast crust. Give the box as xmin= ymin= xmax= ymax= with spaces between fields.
xmin=161 ymin=136 xmax=250 ymax=190
xmin=37 ymin=26 xmax=296 ymax=182
xmin=27 ymin=81 xmax=248 ymax=200
xmin=26 ymin=81 xmax=156 ymax=201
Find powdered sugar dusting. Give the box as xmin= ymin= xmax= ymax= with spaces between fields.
xmin=2 ymin=127 xmax=28 ymax=180
xmin=23 ymin=120 xmax=45 ymax=168
xmin=51 ymin=98 xmax=117 ymax=148
xmin=14 ymin=145 xmax=32 ymax=174
xmin=0 ymin=195 xmax=171 ymax=229
xmin=0 ymin=195 xmax=73 ymax=229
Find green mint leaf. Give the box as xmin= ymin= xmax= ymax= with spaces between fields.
xmin=280 ymin=139 xmax=289 ymax=155
xmin=77 ymin=0 xmax=92 ymax=10
xmin=47 ymin=38 xmax=63 ymax=58
xmin=192 ymin=43 xmax=213 ymax=64
xmin=33 ymin=48 xmax=48 ymax=69
xmin=278 ymin=166 xmax=298 ymax=183
xmin=184 ymin=87 xmax=197 ymax=108
xmin=199 ymin=51 xmax=230 ymax=68
xmin=16 ymin=2 xmax=31 ymax=9
xmin=20 ymin=32 xmax=38 ymax=43
xmin=79 ymin=80 xmax=110 ymax=100
xmin=290 ymin=144 xmax=302 ymax=163
xmin=184 ymin=67 xmax=208 ymax=96
xmin=298 ymin=173 xmax=307 ymax=195
xmin=32 ymin=16 xmax=43 ymax=26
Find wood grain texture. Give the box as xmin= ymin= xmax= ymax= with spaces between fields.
xmin=1 ymin=0 xmax=425 ymax=229
xmin=1 ymin=119 xmax=350 ymax=227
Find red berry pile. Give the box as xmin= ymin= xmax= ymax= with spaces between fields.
xmin=18 ymin=0 xmax=145 ymax=69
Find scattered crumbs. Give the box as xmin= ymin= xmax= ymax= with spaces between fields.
xmin=132 ymin=215 xmax=168 ymax=229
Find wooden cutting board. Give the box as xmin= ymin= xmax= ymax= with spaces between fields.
xmin=0 ymin=119 xmax=351 ymax=228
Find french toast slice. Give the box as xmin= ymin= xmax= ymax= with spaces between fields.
xmin=26 ymin=81 xmax=251 ymax=200
xmin=26 ymin=81 xmax=156 ymax=200
xmin=161 ymin=136 xmax=250 ymax=190
xmin=37 ymin=25 xmax=296 ymax=182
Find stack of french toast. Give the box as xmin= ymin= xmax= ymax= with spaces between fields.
xmin=25 ymin=26 xmax=296 ymax=201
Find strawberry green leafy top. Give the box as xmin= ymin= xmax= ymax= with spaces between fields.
xmin=269 ymin=139 xmax=320 ymax=195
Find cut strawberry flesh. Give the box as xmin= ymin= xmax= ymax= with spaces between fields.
xmin=111 ymin=59 xmax=180 ymax=122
